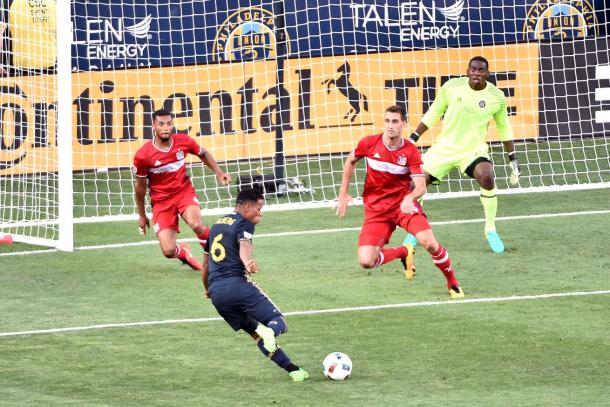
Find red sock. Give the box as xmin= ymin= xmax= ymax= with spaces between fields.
xmin=377 ymin=246 xmax=408 ymax=266
xmin=174 ymin=244 xmax=188 ymax=261
xmin=431 ymin=245 xmax=458 ymax=288
xmin=197 ymin=226 xmax=210 ymax=249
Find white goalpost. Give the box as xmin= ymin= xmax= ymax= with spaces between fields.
xmin=0 ymin=0 xmax=609 ymax=250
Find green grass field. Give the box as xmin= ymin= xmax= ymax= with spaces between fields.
xmin=1 ymin=189 xmax=610 ymax=406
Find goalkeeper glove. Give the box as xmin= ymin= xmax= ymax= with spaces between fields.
xmin=508 ymin=152 xmax=521 ymax=185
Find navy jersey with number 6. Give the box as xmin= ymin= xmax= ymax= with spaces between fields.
xmin=204 ymin=213 xmax=255 ymax=287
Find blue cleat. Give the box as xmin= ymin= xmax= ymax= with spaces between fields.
xmin=402 ymin=233 xmax=418 ymax=248
xmin=485 ymin=231 xmax=505 ymax=253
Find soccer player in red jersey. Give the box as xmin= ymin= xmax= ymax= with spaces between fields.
xmin=133 ymin=109 xmax=231 ymax=271
xmin=336 ymin=105 xmax=464 ymax=298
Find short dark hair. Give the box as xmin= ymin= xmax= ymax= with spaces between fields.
xmin=469 ymin=56 xmax=489 ymax=70
xmin=236 ymin=188 xmax=264 ymax=205
xmin=385 ymin=105 xmax=407 ymax=121
xmin=153 ymin=109 xmax=173 ymax=121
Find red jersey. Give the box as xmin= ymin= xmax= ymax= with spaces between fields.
xmin=132 ymin=134 xmax=203 ymax=202
xmin=353 ymin=133 xmax=424 ymax=212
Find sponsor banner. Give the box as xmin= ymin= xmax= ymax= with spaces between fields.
xmin=0 ymin=43 xmax=538 ymax=175
xmin=539 ymin=37 xmax=610 ymax=138
xmin=71 ymin=1 xmax=607 ymax=71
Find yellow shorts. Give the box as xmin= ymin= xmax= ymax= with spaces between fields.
xmin=422 ymin=145 xmax=490 ymax=181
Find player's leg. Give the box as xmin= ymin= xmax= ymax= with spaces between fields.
xmin=402 ymin=172 xmax=434 ymax=249
xmin=154 ymin=201 xmax=203 ymax=270
xmin=178 ymin=193 xmax=210 ymax=249
xmin=242 ymin=281 xmax=309 ymax=381
xmin=357 ymin=217 xmax=405 ymax=269
xmin=403 ymin=148 xmax=453 ymax=247
xmin=400 ymin=213 xmax=464 ymax=298
xmin=207 ymin=282 xmax=304 ymax=379
xmin=468 ymin=158 xmax=504 ymax=253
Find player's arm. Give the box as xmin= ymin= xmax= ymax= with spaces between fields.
xmin=239 ymin=239 xmax=258 ymax=273
xmin=336 ymin=151 xmax=360 ymax=217
xmin=494 ymin=101 xmax=521 ymax=185
xmin=410 ymin=84 xmax=449 ymax=143
xmin=409 ymin=123 xmax=429 ymax=144
xmin=134 ymin=176 xmax=150 ymax=235
xmin=201 ymin=252 xmax=210 ymax=298
xmin=197 ymin=148 xmax=231 ymax=185
xmin=400 ymin=175 xmax=427 ymax=214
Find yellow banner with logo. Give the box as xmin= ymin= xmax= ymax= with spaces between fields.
xmin=0 ymin=43 xmax=538 ymax=175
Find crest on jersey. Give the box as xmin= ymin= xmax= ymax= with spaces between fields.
xmin=397 ymin=155 xmax=407 ymax=166
xmin=479 ymin=100 xmax=486 ymax=108
xmin=154 ymin=160 xmax=162 ymax=166
xmin=176 ymin=150 xmax=184 ymax=160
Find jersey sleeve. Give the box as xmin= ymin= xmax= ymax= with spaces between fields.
xmin=203 ymin=235 xmax=210 ymax=254
xmin=407 ymin=144 xmax=424 ymax=177
xmin=183 ymin=134 xmax=203 ymax=156
xmin=132 ymin=149 xmax=149 ymax=178
xmin=353 ymin=135 xmax=373 ymax=158
xmin=236 ymin=220 xmax=255 ymax=241
xmin=421 ymin=82 xmax=449 ymax=129
xmin=493 ymin=94 xmax=514 ymax=141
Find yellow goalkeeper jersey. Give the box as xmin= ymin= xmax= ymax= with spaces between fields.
xmin=422 ymin=77 xmax=513 ymax=154
xmin=9 ymin=0 xmax=56 ymax=70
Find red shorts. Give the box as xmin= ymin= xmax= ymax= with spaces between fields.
xmin=358 ymin=203 xmax=431 ymax=247
xmin=151 ymin=188 xmax=200 ymax=234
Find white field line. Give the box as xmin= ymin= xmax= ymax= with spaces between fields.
xmin=2 ymin=209 xmax=610 ymax=257
xmin=1 ymin=289 xmax=609 ymax=338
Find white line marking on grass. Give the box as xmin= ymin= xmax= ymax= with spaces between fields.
xmin=1 ymin=289 xmax=609 ymax=338
xmin=2 ymin=209 xmax=609 ymax=256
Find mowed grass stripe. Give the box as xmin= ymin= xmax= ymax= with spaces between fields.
xmin=2 ymin=208 xmax=610 ymax=257
xmin=2 ymin=289 xmax=609 ymax=338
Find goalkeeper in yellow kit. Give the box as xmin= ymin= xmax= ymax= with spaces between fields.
xmin=403 ymin=56 xmax=521 ymax=261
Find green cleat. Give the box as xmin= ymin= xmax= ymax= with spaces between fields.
xmin=485 ymin=231 xmax=505 ymax=253
xmin=289 ymin=368 xmax=309 ymax=382
xmin=400 ymin=244 xmax=416 ymax=281
xmin=255 ymin=324 xmax=277 ymax=353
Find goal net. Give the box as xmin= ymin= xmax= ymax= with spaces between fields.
xmin=1 ymin=0 xmax=609 ymax=249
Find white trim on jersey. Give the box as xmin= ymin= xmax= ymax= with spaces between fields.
xmin=148 ymin=158 xmax=186 ymax=174
xmin=152 ymin=138 xmax=173 ymax=152
xmin=365 ymin=157 xmax=410 ymax=175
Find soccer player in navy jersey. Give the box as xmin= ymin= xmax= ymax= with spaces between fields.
xmin=336 ymin=105 xmax=464 ymax=298
xmin=202 ymin=188 xmax=309 ymax=382
xmin=403 ymin=56 xmax=521 ymax=254
xmin=133 ymin=109 xmax=231 ymax=271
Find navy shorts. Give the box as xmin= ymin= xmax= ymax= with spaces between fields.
xmin=209 ymin=278 xmax=283 ymax=331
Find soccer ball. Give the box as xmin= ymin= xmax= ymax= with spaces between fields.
xmin=323 ymin=352 xmax=352 ymax=380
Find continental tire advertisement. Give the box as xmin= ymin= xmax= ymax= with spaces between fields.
xmin=0 ymin=44 xmax=538 ymax=174
xmin=0 ymin=0 xmax=608 ymax=175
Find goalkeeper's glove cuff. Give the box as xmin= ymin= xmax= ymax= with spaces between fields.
xmin=409 ymin=132 xmax=420 ymax=144
xmin=508 ymin=152 xmax=517 ymax=162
